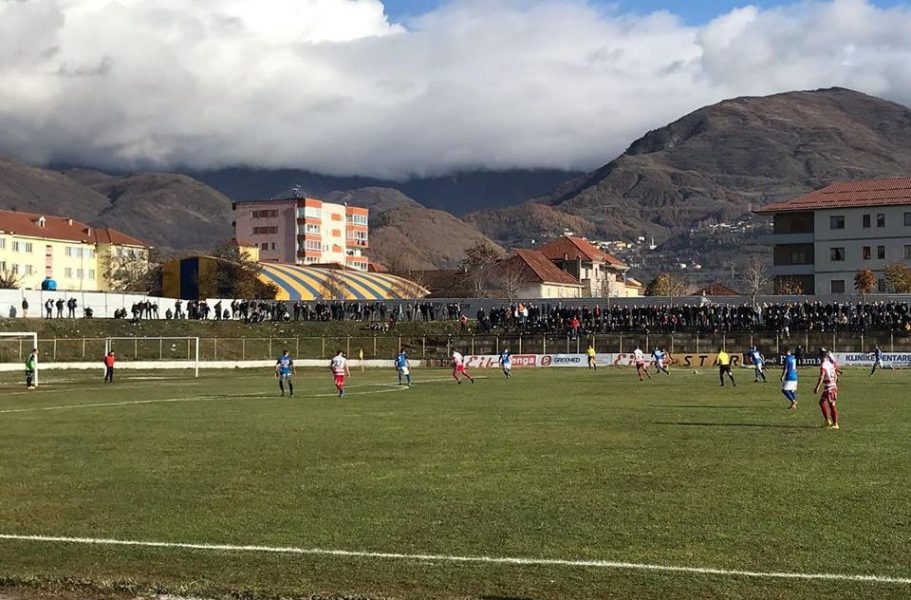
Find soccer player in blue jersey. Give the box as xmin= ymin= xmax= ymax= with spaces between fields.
xmin=780 ymin=347 xmax=798 ymax=410
xmin=750 ymin=346 xmax=767 ymax=383
xmin=499 ymin=348 xmax=512 ymax=379
xmin=275 ymin=349 xmax=295 ymax=396
xmin=652 ymin=347 xmax=670 ymax=375
xmin=869 ymin=345 xmax=885 ymax=377
xmin=395 ymin=350 xmax=412 ymax=387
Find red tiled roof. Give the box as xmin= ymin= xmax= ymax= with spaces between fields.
xmin=756 ymin=178 xmax=911 ymax=213
xmin=692 ymin=282 xmax=740 ymax=297
xmin=509 ymin=249 xmax=584 ymax=286
xmin=0 ymin=209 xmax=147 ymax=246
xmin=538 ymin=236 xmax=627 ymax=268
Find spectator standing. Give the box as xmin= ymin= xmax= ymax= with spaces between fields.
xmin=103 ymin=351 xmax=116 ymax=384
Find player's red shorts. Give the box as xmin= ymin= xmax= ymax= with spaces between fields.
xmin=820 ymin=388 xmax=838 ymax=403
xmin=454 ymin=364 xmax=466 ymax=374
xmin=334 ymin=374 xmax=346 ymax=386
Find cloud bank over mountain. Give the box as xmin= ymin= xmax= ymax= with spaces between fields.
xmin=2 ymin=0 xmax=911 ymax=178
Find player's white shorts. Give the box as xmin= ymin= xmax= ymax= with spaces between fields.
xmin=501 ymin=363 xmax=512 ymax=371
xmin=656 ymin=359 xmax=666 ymax=368
xmin=754 ymin=362 xmax=764 ymax=373
xmin=874 ymin=359 xmax=884 ymax=368
xmin=398 ymin=366 xmax=410 ymax=376
xmin=782 ymin=380 xmax=797 ymax=392
xmin=279 ymin=371 xmax=292 ymax=381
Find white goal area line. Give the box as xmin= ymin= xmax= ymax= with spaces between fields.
xmin=1 ymin=534 xmax=909 ymax=586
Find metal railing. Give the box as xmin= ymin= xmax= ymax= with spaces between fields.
xmin=2 ymin=332 xmax=911 ymax=364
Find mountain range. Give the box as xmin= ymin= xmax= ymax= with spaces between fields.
xmin=3 ymin=87 xmax=911 ymax=277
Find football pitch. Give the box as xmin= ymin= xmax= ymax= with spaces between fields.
xmin=1 ymin=366 xmax=910 ymax=600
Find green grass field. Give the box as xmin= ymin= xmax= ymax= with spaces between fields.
xmin=1 ymin=365 xmax=910 ymax=600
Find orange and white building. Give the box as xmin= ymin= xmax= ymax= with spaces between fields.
xmin=233 ymin=197 xmax=369 ymax=271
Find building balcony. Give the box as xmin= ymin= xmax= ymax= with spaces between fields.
xmin=770 ymin=264 xmax=815 ymax=276
xmin=759 ymin=232 xmax=815 ymax=245
xmin=347 ymin=239 xmax=369 ymax=248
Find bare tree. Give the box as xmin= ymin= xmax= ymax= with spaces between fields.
xmin=102 ymin=249 xmax=162 ymax=295
xmin=321 ymin=268 xmax=349 ymax=300
xmin=740 ymin=257 xmax=770 ymax=305
xmin=497 ymin=259 xmax=526 ymax=302
xmin=0 ymin=267 xmax=22 ymax=289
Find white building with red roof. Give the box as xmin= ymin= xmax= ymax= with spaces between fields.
xmin=755 ymin=178 xmax=911 ymax=295
xmin=537 ymin=234 xmax=641 ymax=297
xmin=0 ymin=209 xmax=148 ymax=291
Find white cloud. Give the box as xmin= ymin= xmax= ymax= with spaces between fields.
xmin=1 ymin=0 xmax=911 ymax=178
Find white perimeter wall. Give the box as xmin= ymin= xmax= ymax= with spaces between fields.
xmin=0 ymin=289 xmax=182 ymax=320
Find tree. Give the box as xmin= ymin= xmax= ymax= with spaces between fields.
xmin=201 ymin=241 xmax=278 ymax=299
xmin=457 ymin=241 xmax=502 ymax=272
xmin=884 ymin=263 xmax=911 ymax=293
xmin=496 ymin=258 xmax=527 ymax=302
xmin=777 ymin=278 xmax=805 ymax=295
xmin=645 ymin=273 xmax=689 ymax=298
xmin=853 ymin=268 xmax=877 ymax=299
xmin=103 ymin=248 xmax=162 ymax=294
xmin=321 ymin=268 xmax=349 ymax=300
xmin=740 ymin=257 xmax=770 ymax=304
xmin=0 ymin=267 xmax=22 ymax=289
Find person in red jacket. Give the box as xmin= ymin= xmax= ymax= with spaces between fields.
xmin=103 ymin=351 xmax=116 ymax=384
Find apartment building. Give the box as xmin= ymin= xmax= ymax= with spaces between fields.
xmin=0 ymin=209 xmax=149 ymax=291
xmin=233 ymin=197 xmax=369 ymax=271
xmin=756 ymin=178 xmax=911 ymax=295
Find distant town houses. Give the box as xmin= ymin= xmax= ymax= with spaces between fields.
xmin=0 ymin=209 xmax=149 ymax=292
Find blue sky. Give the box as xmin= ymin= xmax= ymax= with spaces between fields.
xmin=383 ymin=0 xmax=905 ymax=23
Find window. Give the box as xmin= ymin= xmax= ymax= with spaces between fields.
xmin=260 ymin=243 xmax=268 ymax=251
xmin=830 ymin=247 xmax=845 ymax=261
xmin=905 ymin=245 xmax=911 ymax=260
xmin=0 ymin=238 xmax=5 ymax=249
xmin=65 ymin=268 xmax=73 ymax=278
xmin=878 ymin=279 xmax=888 ymax=293
xmin=830 ymin=280 xmax=846 ymax=294
xmin=877 ymin=246 xmax=886 ymax=260
xmin=253 ymin=226 xmax=278 ymax=235
xmin=87 ymin=248 xmax=95 ymax=259
xmin=863 ymin=246 xmax=871 ymax=260
xmin=88 ymin=269 xmax=95 ymax=279
xmin=12 ymin=241 xmax=32 ymax=253
xmin=877 ymin=213 xmax=886 ymax=227
xmin=76 ymin=268 xmax=83 ymax=279
xmin=905 ymin=212 xmax=911 ymax=226
xmin=24 ymin=265 xmax=34 ymax=275
xmin=270 ymin=243 xmax=276 ymax=250
xmin=352 ymin=230 xmax=368 ymax=240
xmin=346 ymin=214 xmax=368 ymax=226
xmin=11 ymin=264 xmax=19 ymax=274
xmin=829 ymin=215 xmax=845 ymax=229
xmin=0 ymin=261 xmax=5 ymax=271
xmin=863 ymin=214 xmax=871 ymax=228
xmin=304 ymin=240 xmax=321 ymax=251
xmin=252 ymin=210 xmax=279 ymax=219
xmin=303 ymin=207 xmax=322 ymax=219
xmin=305 ymin=224 xmax=320 ymax=234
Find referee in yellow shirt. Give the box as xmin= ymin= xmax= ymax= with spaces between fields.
xmin=716 ymin=349 xmax=737 ymax=387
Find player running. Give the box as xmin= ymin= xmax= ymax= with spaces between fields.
xmin=586 ymin=344 xmax=597 ymax=370
xmin=652 ymin=346 xmax=670 ymax=375
xmin=780 ymin=347 xmax=798 ymax=410
xmin=498 ymin=348 xmax=512 ymax=379
xmin=633 ymin=346 xmax=651 ymax=381
xmin=275 ymin=349 xmax=295 ymax=396
xmin=813 ymin=348 xmax=841 ymax=429
xmin=330 ymin=350 xmax=350 ymax=397
xmin=452 ymin=351 xmax=475 ymax=384
xmin=395 ymin=350 xmax=412 ymax=387
xmin=716 ymin=349 xmax=736 ymax=387
xmin=869 ymin=345 xmax=886 ymax=376
xmin=749 ymin=346 xmax=767 ymax=383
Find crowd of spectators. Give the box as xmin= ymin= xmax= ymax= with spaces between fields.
xmin=30 ymin=297 xmax=911 ymax=335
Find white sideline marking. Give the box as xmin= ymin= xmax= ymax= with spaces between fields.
xmin=0 ymin=533 xmax=908 ymax=586
xmin=0 ymin=376 xmax=471 ymax=415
